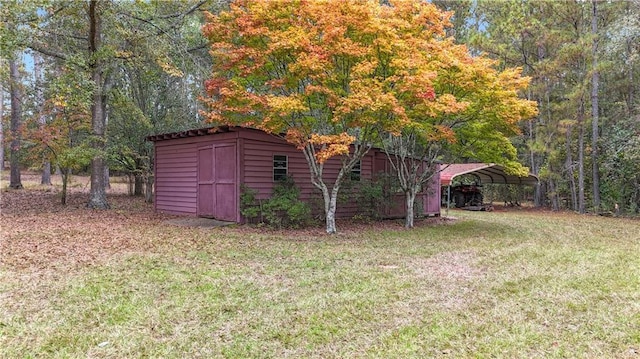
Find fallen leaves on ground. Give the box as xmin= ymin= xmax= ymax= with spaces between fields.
xmin=1 ymin=173 xmax=172 ymax=271
xmin=1 ymin=172 xmax=453 ymax=272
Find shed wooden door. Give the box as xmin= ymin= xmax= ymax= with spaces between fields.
xmin=197 ymin=144 xmax=237 ymax=221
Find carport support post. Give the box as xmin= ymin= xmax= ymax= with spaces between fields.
xmin=447 ymin=185 xmax=451 ymax=216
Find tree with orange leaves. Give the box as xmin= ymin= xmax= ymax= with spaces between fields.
xmin=378 ymin=10 xmax=538 ymax=227
xmin=201 ymin=0 xmax=536 ymax=232
xmin=202 ymin=0 xmax=408 ymax=233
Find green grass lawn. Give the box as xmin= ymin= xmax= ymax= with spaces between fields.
xmin=1 ymin=183 xmax=639 ymax=358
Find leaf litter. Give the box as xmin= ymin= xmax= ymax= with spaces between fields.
xmin=1 ymin=173 xmax=454 ymax=272
xmin=1 ymin=174 xmax=173 ymax=271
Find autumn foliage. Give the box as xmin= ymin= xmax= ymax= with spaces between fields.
xmin=26 ymin=68 xmax=94 ymax=204
xmin=200 ymin=0 xmax=417 ymax=161
xmin=201 ymin=0 xmax=537 ymax=232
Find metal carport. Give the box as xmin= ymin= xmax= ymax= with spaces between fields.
xmin=440 ymin=163 xmax=539 ymax=213
xmin=441 ymin=163 xmax=539 ymax=186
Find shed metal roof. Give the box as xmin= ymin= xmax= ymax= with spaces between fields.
xmin=440 ymin=163 xmax=538 ymax=186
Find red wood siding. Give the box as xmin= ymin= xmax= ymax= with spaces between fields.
xmin=155 ymin=143 xmax=198 ymax=215
xmin=238 ymin=130 xmax=376 ymax=218
xmin=152 ymin=127 xmax=440 ymax=221
xmin=372 ymin=151 xmax=441 ymax=218
xmin=423 ymin=163 xmax=441 ymax=215
xmin=154 ymin=133 xmax=238 ymax=216
xmin=197 ymin=146 xmax=215 ymax=217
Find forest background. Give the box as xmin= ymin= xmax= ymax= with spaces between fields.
xmin=1 ymin=0 xmax=639 ymax=215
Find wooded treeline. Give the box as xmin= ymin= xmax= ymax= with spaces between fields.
xmin=436 ymin=0 xmax=640 ymax=214
xmin=1 ymin=0 xmax=639 ymax=214
xmin=1 ymin=0 xmax=221 ymax=204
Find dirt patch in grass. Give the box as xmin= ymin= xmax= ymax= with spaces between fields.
xmin=230 ymin=216 xmax=456 ymax=240
xmin=412 ymin=250 xmax=484 ymax=281
xmin=408 ymin=250 xmax=485 ymax=311
xmin=164 ymin=217 xmax=236 ymax=228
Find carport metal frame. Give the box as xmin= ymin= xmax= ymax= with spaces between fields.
xmin=440 ymin=163 xmax=539 ymax=216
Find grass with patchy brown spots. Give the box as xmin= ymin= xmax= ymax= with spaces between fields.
xmin=1 ymin=172 xmax=639 ymax=358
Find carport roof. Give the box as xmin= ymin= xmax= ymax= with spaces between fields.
xmin=440 ymin=163 xmax=538 ymax=186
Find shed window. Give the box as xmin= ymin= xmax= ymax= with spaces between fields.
xmin=273 ymin=155 xmax=288 ymax=181
xmin=350 ymin=160 xmax=361 ymax=181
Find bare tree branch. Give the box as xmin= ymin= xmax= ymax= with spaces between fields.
xmin=26 ymin=43 xmax=68 ymax=61
xmin=156 ymin=0 xmax=208 ymax=19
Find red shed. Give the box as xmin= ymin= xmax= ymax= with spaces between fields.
xmin=147 ymin=126 xmax=440 ymax=222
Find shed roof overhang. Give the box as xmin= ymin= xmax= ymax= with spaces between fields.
xmin=146 ymin=126 xmax=231 ymax=142
xmin=440 ymin=163 xmax=538 ymax=187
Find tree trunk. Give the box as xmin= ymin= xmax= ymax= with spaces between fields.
xmin=134 ymin=174 xmax=144 ymax=196
xmin=547 ymin=163 xmax=560 ymax=211
xmin=301 ymin=142 xmax=366 ymax=234
xmin=627 ymin=40 xmax=634 ymax=115
xmin=565 ymin=124 xmax=577 ymax=210
xmin=311 ymin=169 xmax=342 ymax=234
xmin=145 ymin=175 xmax=154 ymax=203
xmin=404 ymin=188 xmax=417 ymax=228
xmin=104 ymin=165 xmax=110 ymax=189
xmin=550 ymin=181 xmax=558 ymax=211
xmin=9 ymin=56 xmax=23 ymax=189
xmin=326 ymin=191 xmax=338 ymax=234
xmin=590 ymin=0 xmax=601 ymax=211
xmin=315 ymin=180 xmax=337 ymax=234
xmin=324 ymin=180 xmax=346 ymax=234
xmin=34 ymin=53 xmax=52 ymax=185
xmin=103 ymin=109 xmax=110 ymax=190
xmin=127 ymin=174 xmax=134 ymax=195
xmin=61 ymin=169 xmax=70 ymax=205
xmin=635 ymin=176 xmax=640 ymax=214
xmin=532 ymin=45 xmax=547 ymax=208
xmin=0 ymin=80 xmax=4 ymax=172
xmin=578 ymin=97 xmax=586 ymax=214
xmin=87 ymin=0 xmax=109 ymax=209
xmin=41 ymin=162 xmax=52 ymax=185
xmin=529 ymin=119 xmax=542 ymax=207
xmin=302 ymin=144 xmax=336 ymax=234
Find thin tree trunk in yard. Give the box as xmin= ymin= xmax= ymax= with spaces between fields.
xmin=383 ymin=134 xmax=439 ymax=228
xmin=533 ymin=45 xmax=548 ymax=208
xmin=302 ymin=144 xmax=335 ymax=234
xmin=591 ymin=0 xmax=601 ymax=211
xmin=87 ymin=0 xmax=109 ymax=209
xmin=565 ymin=124 xmax=577 ymax=210
xmin=302 ymin=143 xmax=359 ymax=234
xmin=128 ymin=174 xmax=135 ymax=195
xmin=41 ymin=162 xmax=52 ymax=185
xmin=145 ymin=175 xmax=154 ymax=203
xmin=626 ymin=2 xmax=635 ymax=116
xmin=134 ymin=174 xmax=144 ymax=196
xmin=104 ymin=113 xmax=110 ymax=190
xmin=326 ymin=186 xmax=339 ymax=234
xmin=578 ymin=97 xmax=586 ymax=214
xmin=548 ymin=175 xmax=559 ymax=211
xmin=529 ymin=119 xmax=541 ymax=207
xmin=0 ymin=82 xmax=4 ymax=172
xmin=34 ymin=53 xmax=51 ymax=185
xmin=61 ymin=169 xmax=70 ymax=205
xmin=405 ymin=189 xmax=416 ymax=228
xmin=9 ymin=56 xmax=23 ymax=189
xmin=628 ymin=39 xmax=634 ymax=115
